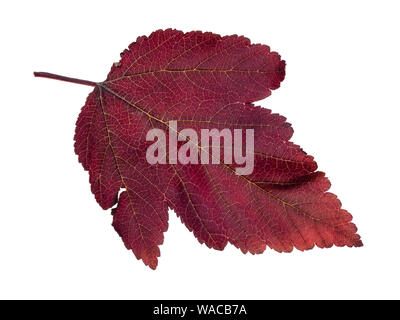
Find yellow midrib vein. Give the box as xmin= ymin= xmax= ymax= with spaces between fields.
xmin=98 ymin=83 xmax=322 ymax=223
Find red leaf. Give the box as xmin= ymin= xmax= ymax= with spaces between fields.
xmin=35 ymin=29 xmax=362 ymax=269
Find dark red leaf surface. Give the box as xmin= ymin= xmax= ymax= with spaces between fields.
xmin=37 ymin=29 xmax=362 ymax=269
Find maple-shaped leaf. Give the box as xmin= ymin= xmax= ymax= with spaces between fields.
xmin=35 ymin=29 xmax=362 ymax=269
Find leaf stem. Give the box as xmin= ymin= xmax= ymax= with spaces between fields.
xmin=33 ymin=72 xmax=97 ymax=87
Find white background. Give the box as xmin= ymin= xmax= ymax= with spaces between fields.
xmin=1 ymin=0 xmax=399 ymax=299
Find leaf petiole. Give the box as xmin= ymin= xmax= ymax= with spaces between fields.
xmin=33 ymin=72 xmax=97 ymax=87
